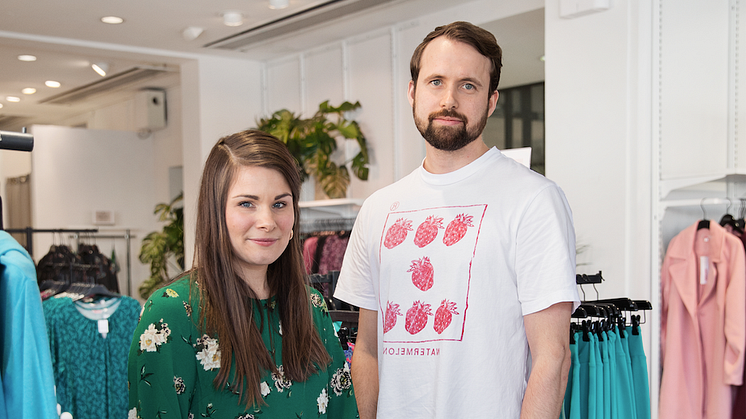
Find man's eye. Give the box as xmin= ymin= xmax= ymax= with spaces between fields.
xmin=464 ymin=83 xmax=475 ymax=90
xmin=430 ymin=80 xmax=442 ymax=86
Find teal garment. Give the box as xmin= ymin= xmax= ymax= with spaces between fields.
xmin=592 ymin=332 xmax=603 ymax=419
xmin=627 ymin=325 xmax=651 ymax=419
xmin=576 ymin=333 xmax=591 ymax=419
xmin=128 ymin=276 xmax=357 ymax=418
xmin=0 ymin=230 xmax=58 ymax=419
xmin=614 ymin=329 xmax=636 ymax=419
xmin=563 ymin=333 xmax=581 ymax=419
xmin=607 ymin=331 xmax=618 ymax=418
xmin=599 ymin=332 xmax=611 ymax=419
xmin=43 ymin=295 xmax=141 ymax=419
xmin=587 ymin=332 xmax=598 ymax=419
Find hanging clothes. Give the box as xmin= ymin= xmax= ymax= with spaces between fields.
xmin=43 ymin=294 xmax=140 ymax=419
xmin=0 ymin=230 xmax=58 ymax=419
xmin=660 ymin=221 xmax=746 ymax=419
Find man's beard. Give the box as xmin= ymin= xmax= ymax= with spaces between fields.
xmin=413 ymin=101 xmax=489 ymax=151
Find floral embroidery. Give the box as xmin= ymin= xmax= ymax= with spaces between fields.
xmin=260 ymin=381 xmax=271 ymax=397
xmin=278 ymin=321 xmax=283 ymax=336
xmin=317 ymin=388 xmax=329 ymax=414
xmin=188 ymin=413 xmax=194 ymax=419
xmin=183 ymin=301 xmax=192 ymax=317
xmin=174 ymin=376 xmax=186 ymax=394
xmin=195 ymin=335 xmax=221 ymax=371
xmin=331 ymin=362 xmax=352 ymax=396
xmin=138 ymin=319 xmax=172 ymax=353
xmin=164 ymin=288 xmax=179 ymax=298
xmin=128 ymin=407 xmax=139 ymax=419
xmin=236 ymin=414 xmax=255 ymax=419
xmin=201 ymin=403 xmax=216 ymax=417
xmin=310 ymin=292 xmax=324 ymax=309
xmin=272 ymin=365 xmax=292 ymax=392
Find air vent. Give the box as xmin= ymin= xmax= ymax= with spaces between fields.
xmin=40 ymin=66 xmax=172 ymax=105
xmin=207 ymin=0 xmax=396 ymax=51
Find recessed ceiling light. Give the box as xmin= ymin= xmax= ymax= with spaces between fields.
xmin=22 ymin=88 xmax=36 ymax=95
xmin=269 ymin=0 xmax=289 ymax=9
xmin=18 ymin=55 xmax=37 ymax=62
xmin=6 ymin=97 xmax=21 ymax=103
xmin=46 ymin=81 xmax=61 ymax=88
xmin=92 ymin=62 xmax=109 ymax=77
xmin=221 ymin=11 xmax=243 ymax=26
xmin=101 ymin=16 xmax=124 ymax=24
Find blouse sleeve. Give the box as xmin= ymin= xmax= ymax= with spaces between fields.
xmin=309 ymin=288 xmax=358 ymax=418
xmin=128 ymin=283 xmax=198 ymax=418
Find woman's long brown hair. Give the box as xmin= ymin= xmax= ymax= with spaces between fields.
xmin=190 ymin=129 xmax=331 ymax=407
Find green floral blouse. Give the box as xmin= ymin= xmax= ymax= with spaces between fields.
xmin=127 ymin=276 xmax=357 ymax=419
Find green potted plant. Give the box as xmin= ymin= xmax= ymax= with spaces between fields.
xmin=256 ymin=100 xmax=370 ymax=199
xmin=138 ymin=193 xmax=185 ymax=299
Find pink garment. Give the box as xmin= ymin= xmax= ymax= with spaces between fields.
xmin=302 ymin=236 xmax=319 ymax=274
xmin=660 ymin=222 xmax=746 ymax=419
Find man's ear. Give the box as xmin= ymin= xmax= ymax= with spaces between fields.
xmin=487 ymin=90 xmax=499 ymax=117
xmin=407 ymin=80 xmax=416 ymax=107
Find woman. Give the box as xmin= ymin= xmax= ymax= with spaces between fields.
xmin=127 ymin=130 xmax=357 ymax=418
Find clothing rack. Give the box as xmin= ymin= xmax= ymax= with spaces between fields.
xmin=4 ymin=228 xmax=98 ymax=258
xmin=70 ymin=230 xmax=135 ymax=297
xmin=573 ymin=271 xmax=652 ymax=330
xmin=300 ymin=217 xmax=356 ymax=234
xmin=5 ymin=228 xmax=135 ymax=297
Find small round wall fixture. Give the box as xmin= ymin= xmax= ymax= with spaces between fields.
xmin=221 ymin=11 xmax=243 ymax=26
xmin=269 ymin=0 xmax=289 ymax=9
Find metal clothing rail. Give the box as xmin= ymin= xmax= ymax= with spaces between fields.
xmin=4 ymin=228 xmax=98 ymax=258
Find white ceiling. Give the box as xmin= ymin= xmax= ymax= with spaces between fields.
xmin=0 ymin=0 xmax=543 ymax=130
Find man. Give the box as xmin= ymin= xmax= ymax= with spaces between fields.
xmin=334 ymin=21 xmax=580 ymax=418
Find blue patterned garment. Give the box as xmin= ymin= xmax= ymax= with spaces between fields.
xmin=43 ymin=295 xmax=141 ymax=419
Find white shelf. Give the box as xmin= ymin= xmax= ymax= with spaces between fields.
xmin=299 ymin=198 xmax=363 ymax=219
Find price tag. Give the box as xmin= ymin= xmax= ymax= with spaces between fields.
xmin=98 ymin=319 xmax=109 ymax=338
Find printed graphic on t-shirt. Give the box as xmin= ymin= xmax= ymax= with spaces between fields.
xmin=378 ymin=204 xmax=486 ymax=343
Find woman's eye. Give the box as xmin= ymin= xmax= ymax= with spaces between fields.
xmin=273 ymin=201 xmax=288 ymax=209
xmin=239 ymin=201 xmax=253 ymax=208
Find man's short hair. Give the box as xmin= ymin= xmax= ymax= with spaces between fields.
xmin=410 ymin=21 xmax=503 ymax=95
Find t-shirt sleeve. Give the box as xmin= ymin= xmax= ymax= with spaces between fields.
xmin=127 ymin=284 xmax=198 ymax=418
xmin=334 ymin=204 xmax=379 ymax=311
xmin=515 ymin=184 xmax=580 ymax=315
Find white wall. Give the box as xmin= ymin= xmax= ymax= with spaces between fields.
xmin=180 ymin=55 xmax=264 ymax=267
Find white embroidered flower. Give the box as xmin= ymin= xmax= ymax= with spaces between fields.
xmin=317 ymin=388 xmax=329 ymax=414
xmin=196 ymin=346 xmax=221 ymax=370
xmin=128 ymin=407 xmax=138 ymax=419
xmin=331 ymin=364 xmax=352 ymax=396
xmin=278 ymin=321 xmax=282 ymax=336
xmin=139 ymin=324 xmax=159 ymax=352
xmin=260 ymin=381 xmax=271 ymax=397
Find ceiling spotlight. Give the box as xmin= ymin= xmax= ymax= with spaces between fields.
xmin=18 ymin=54 xmax=37 ymax=62
xmin=182 ymin=26 xmax=204 ymax=41
xmin=221 ymin=11 xmax=243 ymax=26
xmin=269 ymin=0 xmax=289 ymax=9
xmin=45 ymin=81 xmax=61 ymax=88
xmin=22 ymin=88 xmax=36 ymax=95
xmin=6 ymin=97 xmax=20 ymax=103
xmin=92 ymin=62 xmax=109 ymax=77
xmin=101 ymin=16 xmax=124 ymax=24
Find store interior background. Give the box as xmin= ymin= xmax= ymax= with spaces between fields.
xmin=0 ymin=1 xmax=742 ymax=417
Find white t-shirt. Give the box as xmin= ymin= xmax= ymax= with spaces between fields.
xmin=335 ymin=147 xmax=580 ymax=418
